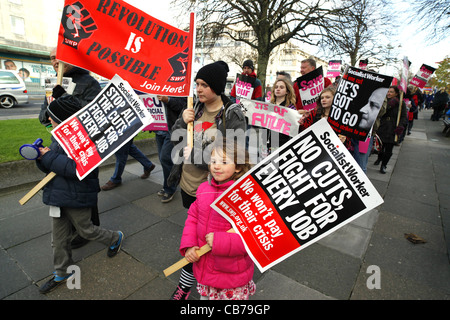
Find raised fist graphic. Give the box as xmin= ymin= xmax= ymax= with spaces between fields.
xmin=61 ymin=1 xmax=97 ymax=49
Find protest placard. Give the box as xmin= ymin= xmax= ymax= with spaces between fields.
xmin=399 ymin=57 xmax=410 ymax=93
xmin=409 ymin=64 xmax=436 ymax=88
xmin=51 ymin=74 xmax=153 ymax=180
xmin=326 ymin=60 xmax=341 ymax=78
xmin=139 ymin=94 xmax=168 ymax=131
xmin=234 ymin=73 xmax=255 ymax=103
xmin=56 ymin=0 xmax=194 ymax=96
xmin=240 ymin=99 xmax=302 ymax=138
xmin=294 ymin=66 xmax=325 ymax=111
xmin=327 ymin=66 xmax=393 ymax=141
xmin=359 ymin=59 xmax=368 ymax=70
xmin=211 ymin=119 xmax=383 ymax=272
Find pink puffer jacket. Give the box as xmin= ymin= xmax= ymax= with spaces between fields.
xmin=179 ymin=179 xmax=254 ymax=289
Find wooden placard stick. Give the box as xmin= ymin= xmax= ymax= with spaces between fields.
xmin=394 ymin=90 xmax=404 ymax=143
xmin=186 ymin=96 xmax=194 ymax=149
xmin=19 ymin=172 xmax=56 ymax=205
xmin=19 ymin=62 xmax=65 ymax=205
xmin=163 ymin=229 xmax=234 ymax=277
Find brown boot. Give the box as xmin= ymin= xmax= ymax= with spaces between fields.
xmin=140 ymin=164 xmax=155 ymax=179
xmin=101 ymin=180 xmax=121 ymax=191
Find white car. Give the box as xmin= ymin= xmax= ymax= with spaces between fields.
xmin=0 ymin=69 xmax=29 ymax=108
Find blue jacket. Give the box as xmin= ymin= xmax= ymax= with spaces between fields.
xmin=36 ymin=137 xmax=100 ymax=208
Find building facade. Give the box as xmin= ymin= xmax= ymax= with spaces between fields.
xmin=0 ymin=0 xmax=62 ymax=90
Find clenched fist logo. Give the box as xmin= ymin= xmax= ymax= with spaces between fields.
xmin=61 ymin=1 xmax=97 ymax=49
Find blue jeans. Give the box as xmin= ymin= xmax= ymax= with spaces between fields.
xmin=156 ymin=131 xmax=176 ymax=195
xmin=110 ymin=139 xmax=153 ymax=183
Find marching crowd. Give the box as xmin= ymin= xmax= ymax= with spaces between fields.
xmin=35 ymin=48 xmax=448 ymax=299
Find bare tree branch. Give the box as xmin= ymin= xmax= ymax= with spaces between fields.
xmin=170 ymin=0 xmax=353 ymax=88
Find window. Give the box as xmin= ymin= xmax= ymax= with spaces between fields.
xmin=0 ymin=71 xmax=21 ymax=84
xmin=10 ymin=16 xmax=25 ymax=35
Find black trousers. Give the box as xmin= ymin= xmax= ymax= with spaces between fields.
xmin=377 ymin=142 xmax=394 ymax=167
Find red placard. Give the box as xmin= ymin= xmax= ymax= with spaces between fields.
xmin=51 ymin=75 xmax=153 ymax=180
xmin=57 ymin=0 xmax=194 ymax=96
xmin=214 ymin=175 xmax=301 ymax=270
xmin=212 ymin=119 xmax=384 ymax=272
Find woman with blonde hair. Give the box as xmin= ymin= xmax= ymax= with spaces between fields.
xmin=264 ymin=78 xmax=297 ymax=156
xmin=270 ymin=78 xmax=296 ymax=109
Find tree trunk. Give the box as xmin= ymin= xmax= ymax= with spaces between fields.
xmin=257 ymin=51 xmax=270 ymax=92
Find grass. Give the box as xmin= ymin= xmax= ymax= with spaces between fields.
xmin=0 ymin=118 xmax=154 ymax=163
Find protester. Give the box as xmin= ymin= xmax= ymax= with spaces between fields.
xmin=431 ymin=87 xmax=449 ymax=121
xmin=298 ymin=86 xmax=349 ymax=147
xmin=374 ymin=85 xmax=407 ymax=174
xmin=424 ymin=92 xmax=433 ymax=110
xmin=230 ymin=59 xmax=263 ymax=103
xmin=101 ymin=139 xmax=156 ymax=191
xmin=169 ymin=60 xmax=246 ymax=300
xmin=293 ymin=58 xmax=332 ymax=111
xmin=36 ymin=98 xmax=124 ymax=294
xmin=333 ymin=75 xmax=341 ymax=88
xmin=276 ymin=70 xmax=292 ymax=85
xmin=39 ymin=47 xmax=101 ymax=128
xmin=407 ymin=86 xmax=422 ymax=135
xmin=229 ymin=59 xmax=263 ymax=153
xmin=179 ymin=138 xmax=254 ymax=300
xmin=39 ymin=47 xmax=102 ymax=249
xmin=154 ymin=95 xmax=186 ymax=203
xmin=264 ymin=78 xmax=296 ymax=156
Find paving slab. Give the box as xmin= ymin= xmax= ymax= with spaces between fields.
xmin=41 ymin=250 xmax=158 ymax=300
xmin=252 ymin=270 xmax=335 ymax=300
xmin=1 ymin=109 xmax=449 ymax=302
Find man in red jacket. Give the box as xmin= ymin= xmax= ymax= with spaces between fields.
xmin=293 ymin=58 xmax=332 ymax=111
xmin=230 ymin=59 xmax=263 ymax=103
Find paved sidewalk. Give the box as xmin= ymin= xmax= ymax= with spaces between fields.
xmin=0 ymin=109 xmax=449 ymax=301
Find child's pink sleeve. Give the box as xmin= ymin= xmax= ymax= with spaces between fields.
xmin=211 ymin=232 xmax=247 ymax=257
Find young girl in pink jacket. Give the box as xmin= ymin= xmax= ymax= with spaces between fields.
xmin=179 ymin=138 xmax=255 ymax=300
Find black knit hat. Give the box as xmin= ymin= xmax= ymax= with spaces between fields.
xmin=195 ymin=61 xmax=229 ymax=95
xmin=243 ymin=59 xmax=254 ymax=71
xmin=47 ymin=97 xmax=80 ymax=124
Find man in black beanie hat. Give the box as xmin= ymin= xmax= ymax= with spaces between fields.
xmin=47 ymin=96 xmax=81 ymax=124
xmin=242 ymin=59 xmax=254 ymax=72
xmin=230 ymin=59 xmax=263 ymax=103
xmin=39 ymin=47 xmax=102 ymax=128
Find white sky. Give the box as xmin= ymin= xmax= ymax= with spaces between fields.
xmin=124 ymin=1 xmax=178 ymax=25
xmin=126 ymin=0 xmax=449 ymax=77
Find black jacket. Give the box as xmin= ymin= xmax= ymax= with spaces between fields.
xmin=377 ymin=97 xmax=407 ymax=144
xmin=166 ymin=97 xmax=187 ymax=130
xmin=171 ymin=96 xmax=246 ymax=170
xmin=39 ymin=67 xmax=101 ymax=126
xmin=36 ymin=137 xmax=100 ymax=208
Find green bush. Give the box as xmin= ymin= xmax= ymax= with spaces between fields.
xmin=0 ymin=119 xmax=154 ymax=163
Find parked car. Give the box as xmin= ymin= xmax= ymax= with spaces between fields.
xmin=224 ymin=76 xmax=235 ymax=98
xmin=0 ymin=69 xmax=29 ymax=108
